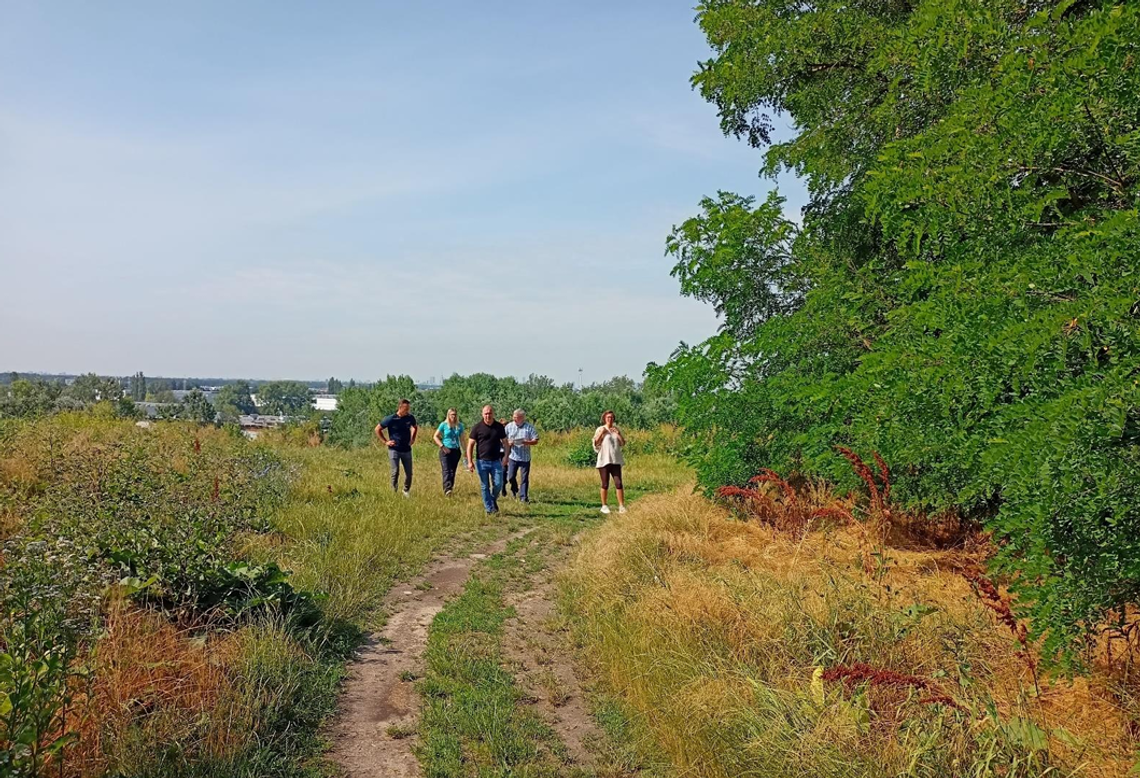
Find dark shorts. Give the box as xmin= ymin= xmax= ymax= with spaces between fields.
xmin=598 ymin=463 xmax=623 ymax=490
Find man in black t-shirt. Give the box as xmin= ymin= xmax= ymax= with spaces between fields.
xmin=466 ymin=404 xmax=509 ymax=514
xmin=376 ymin=399 xmax=418 ymax=495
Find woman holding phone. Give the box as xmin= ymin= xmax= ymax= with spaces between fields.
xmin=433 ymin=408 xmax=466 ymax=495
xmin=593 ymin=410 xmax=626 ymax=514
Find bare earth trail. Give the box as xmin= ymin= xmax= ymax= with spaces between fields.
xmin=502 ymin=557 xmax=604 ymax=772
xmin=330 ymin=526 xmax=607 ymax=777
xmin=330 ymin=532 xmax=521 ymax=778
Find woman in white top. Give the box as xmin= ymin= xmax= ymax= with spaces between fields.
xmin=593 ymin=410 xmax=626 ymax=514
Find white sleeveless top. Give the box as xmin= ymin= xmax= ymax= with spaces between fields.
xmin=593 ymin=426 xmax=624 ymax=467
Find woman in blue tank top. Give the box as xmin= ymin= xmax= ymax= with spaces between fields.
xmin=433 ymin=408 xmax=466 ymax=495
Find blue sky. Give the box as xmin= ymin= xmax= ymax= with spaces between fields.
xmin=0 ymin=1 xmax=804 ymax=384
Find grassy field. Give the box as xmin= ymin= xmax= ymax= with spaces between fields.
xmin=0 ymin=415 xmax=683 ymax=776
xmin=562 ymin=488 xmax=1140 ymax=777
xmin=5 ymin=415 xmax=1136 ymax=777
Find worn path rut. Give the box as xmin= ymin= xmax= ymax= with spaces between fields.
xmin=330 ymin=533 xmax=520 ymax=778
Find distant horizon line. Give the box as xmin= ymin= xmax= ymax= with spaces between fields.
xmin=2 ymin=368 xmax=642 ymax=388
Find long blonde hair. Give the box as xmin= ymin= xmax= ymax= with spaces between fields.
xmin=446 ymin=408 xmax=459 ymax=428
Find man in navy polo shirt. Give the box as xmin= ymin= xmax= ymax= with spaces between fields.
xmin=376 ymin=399 xmax=418 ymax=496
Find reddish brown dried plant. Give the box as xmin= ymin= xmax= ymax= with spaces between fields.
xmin=836 ymin=446 xmax=883 ymax=513
xmin=716 ymin=485 xmax=763 ymax=501
xmin=750 ymin=469 xmax=796 ymax=503
xmin=822 ymin=662 xmax=963 ymax=710
xmin=963 ymin=570 xmax=1040 ymax=692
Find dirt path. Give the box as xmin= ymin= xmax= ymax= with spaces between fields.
xmin=502 ymin=570 xmax=604 ymax=772
xmin=330 ymin=533 xmax=522 ymax=778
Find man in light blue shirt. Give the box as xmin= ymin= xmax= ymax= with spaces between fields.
xmin=504 ymin=409 xmax=539 ymax=503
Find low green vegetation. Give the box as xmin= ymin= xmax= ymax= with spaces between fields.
xmin=415 ymin=448 xmax=689 ymax=777
xmin=0 ymin=408 xmax=686 ymax=777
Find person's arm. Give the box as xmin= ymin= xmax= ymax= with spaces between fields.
xmin=466 ymin=435 xmax=477 ymax=471
xmin=523 ymin=425 xmax=539 ymax=446
xmin=433 ymin=426 xmax=444 ymax=449
xmin=593 ymin=426 xmax=608 ymax=446
xmin=410 ymin=423 xmax=419 ymax=446
xmin=501 ymin=435 xmax=510 ymax=467
xmin=376 ymin=420 xmax=394 ymax=447
xmin=613 ymin=426 xmax=625 ymax=446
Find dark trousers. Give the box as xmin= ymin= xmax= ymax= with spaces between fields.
xmin=507 ymin=460 xmax=531 ymax=502
xmin=439 ymin=447 xmax=461 ymax=493
xmin=388 ymin=449 xmax=413 ymax=491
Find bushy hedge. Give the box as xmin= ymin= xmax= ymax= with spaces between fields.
xmin=651 ymin=0 xmax=1140 ymax=666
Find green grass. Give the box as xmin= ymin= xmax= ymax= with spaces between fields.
xmin=0 ymin=415 xmax=689 ymax=777
xmin=412 ymin=448 xmax=690 ymax=777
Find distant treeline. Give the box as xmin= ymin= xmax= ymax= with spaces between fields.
xmin=0 ymin=371 xmax=350 ymax=396
xmin=1 ymin=372 xmax=674 ymax=440
xmin=327 ymin=373 xmax=674 ymax=448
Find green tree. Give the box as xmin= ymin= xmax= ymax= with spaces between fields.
xmin=652 ymin=0 xmax=1140 ymax=665
xmin=179 ymin=389 xmax=216 ymax=425
xmin=129 ymin=371 xmax=147 ymax=401
xmin=64 ymin=373 xmax=123 ymax=404
xmin=0 ymin=379 xmax=63 ymax=418
xmin=256 ymin=381 xmax=312 ymax=416
xmin=327 ymin=375 xmax=436 ymax=448
xmin=214 ymin=382 xmax=256 ymax=422
xmin=327 ymin=377 xmax=344 ymax=394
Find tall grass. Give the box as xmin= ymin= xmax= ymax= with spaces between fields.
xmin=562 ymin=490 xmax=1138 ymax=777
xmin=1 ymin=415 xmax=680 ymax=776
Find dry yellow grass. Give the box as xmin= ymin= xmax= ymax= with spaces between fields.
xmin=563 ymin=489 xmax=1138 ymax=777
xmin=67 ymin=598 xmax=248 ymax=777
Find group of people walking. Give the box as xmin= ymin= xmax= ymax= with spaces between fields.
xmin=375 ymin=400 xmax=626 ymax=515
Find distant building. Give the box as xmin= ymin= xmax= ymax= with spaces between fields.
xmin=312 ymin=394 xmax=338 ymax=412
xmin=238 ymin=414 xmax=290 ymax=439
xmin=171 ymin=389 xmax=217 ymax=403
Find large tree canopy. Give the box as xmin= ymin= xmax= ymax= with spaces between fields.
xmin=651 ymin=0 xmax=1140 ymax=664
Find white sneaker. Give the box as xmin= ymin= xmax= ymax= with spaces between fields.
xmin=402 ymin=490 xmax=410 ymax=498
xmin=618 ymin=505 xmax=627 ymax=514
xmin=600 ymin=505 xmax=611 ymax=514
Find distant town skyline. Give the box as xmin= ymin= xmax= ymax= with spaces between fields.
xmin=0 ymin=2 xmax=805 ymax=384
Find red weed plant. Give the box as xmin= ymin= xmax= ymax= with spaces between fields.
xmin=751 ymin=469 xmax=796 ymax=503
xmin=835 ymin=446 xmax=892 ymax=528
xmin=823 ymin=662 xmax=963 ymax=711
xmin=963 ymin=570 xmax=1040 ymax=694
xmin=716 ymin=469 xmax=812 ymax=533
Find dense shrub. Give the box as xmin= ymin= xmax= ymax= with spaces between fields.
xmin=0 ymin=417 xmax=310 ymax=774
xmin=651 ymin=0 xmax=1140 ymax=666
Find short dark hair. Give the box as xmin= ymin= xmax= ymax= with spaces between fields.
xmin=398 ymin=398 xmax=411 ymax=406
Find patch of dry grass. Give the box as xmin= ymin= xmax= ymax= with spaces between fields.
xmin=563 ymin=489 xmax=1139 ymax=777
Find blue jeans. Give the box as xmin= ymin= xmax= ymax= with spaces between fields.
xmin=475 ymin=459 xmax=503 ymax=513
